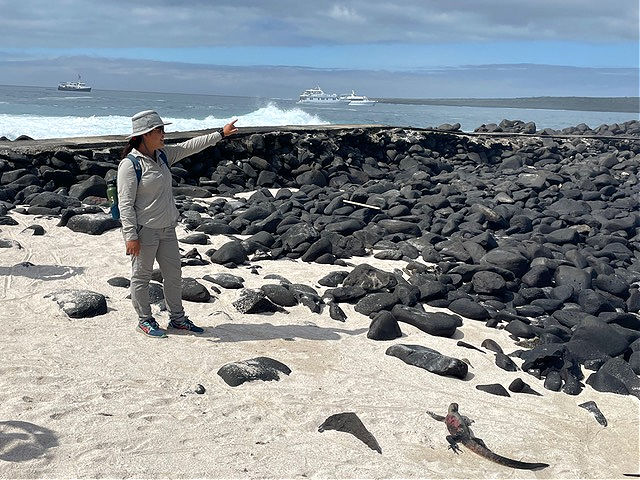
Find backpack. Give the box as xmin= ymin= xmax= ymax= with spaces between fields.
xmin=108 ymin=150 xmax=170 ymax=219
xmin=127 ymin=150 xmax=169 ymax=183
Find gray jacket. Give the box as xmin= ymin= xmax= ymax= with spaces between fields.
xmin=117 ymin=131 xmax=222 ymax=241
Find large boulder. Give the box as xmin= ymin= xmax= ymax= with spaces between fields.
xmin=69 ymin=175 xmax=107 ymax=201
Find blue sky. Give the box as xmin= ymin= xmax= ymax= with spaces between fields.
xmin=0 ymin=0 xmax=637 ymax=97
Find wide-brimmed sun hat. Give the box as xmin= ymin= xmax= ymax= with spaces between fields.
xmin=127 ymin=110 xmax=172 ymax=138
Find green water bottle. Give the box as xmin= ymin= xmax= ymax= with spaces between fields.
xmin=106 ymin=180 xmax=120 ymax=219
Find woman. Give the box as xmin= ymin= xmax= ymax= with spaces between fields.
xmin=118 ymin=110 xmax=238 ymax=338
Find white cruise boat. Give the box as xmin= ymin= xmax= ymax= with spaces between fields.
xmin=341 ymin=90 xmax=376 ymax=105
xmin=297 ymin=86 xmax=340 ymax=103
xmin=58 ymin=75 xmax=91 ymax=92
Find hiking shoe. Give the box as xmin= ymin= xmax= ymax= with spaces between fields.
xmin=137 ymin=318 xmax=168 ymax=338
xmin=167 ymin=318 xmax=204 ymax=334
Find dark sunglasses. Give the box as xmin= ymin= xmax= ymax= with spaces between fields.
xmin=153 ymin=126 xmax=165 ymax=133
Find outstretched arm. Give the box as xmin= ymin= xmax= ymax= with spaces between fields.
xmin=163 ymin=119 xmax=239 ymax=165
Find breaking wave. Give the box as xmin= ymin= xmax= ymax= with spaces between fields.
xmin=0 ymin=103 xmax=329 ymax=140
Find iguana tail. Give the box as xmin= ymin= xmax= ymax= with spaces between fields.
xmin=461 ymin=438 xmax=549 ymax=470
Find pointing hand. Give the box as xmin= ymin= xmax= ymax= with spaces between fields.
xmin=222 ymin=119 xmax=239 ymax=137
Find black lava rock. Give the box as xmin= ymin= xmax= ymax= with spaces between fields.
xmin=495 ymin=352 xmax=519 ymax=372
xmin=232 ymin=289 xmax=281 ymax=314
xmin=202 ymin=273 xmax=245 ymax=289
xmin=508 ymin=378 xmax=541 ymax=396
xmin=181 ymin=278 xmax=211 ymax=302
xmin=217 ymin=357 xmax=291 ymax=387
xmin=45 ymin=289 xmax=108 ymax=318
xmin=208 ymin=241 xmax=248 ymax=266
xmin=107 ymin=276 xmax=130 ymax=288
xmin=367 ymin=311 xmax=402 ymax=340
xmin=475 ymin=384 xmax=510 ymax=397
xmin=261 ymin=284 xmax=298 ymax=307
xmin=447 ymin=298 xmax=490 ymax=321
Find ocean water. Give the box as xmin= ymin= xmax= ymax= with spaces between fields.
xmin=0 ymin=85 xmax=637 ymax=140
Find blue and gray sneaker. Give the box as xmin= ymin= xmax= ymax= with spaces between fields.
xmin=167 ymin=318 xmax=204 ymax=334
xmin=137 ymin=318 xmax=168 ymax=338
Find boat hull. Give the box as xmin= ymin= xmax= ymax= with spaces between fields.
xmin=58 ymin=86 xmax=91 ymax=92
xmin=297 ymin=100 xmax=340 ymax=104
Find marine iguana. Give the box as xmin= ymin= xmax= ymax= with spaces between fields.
xmin=426 ymin=403 xmax=549 ymax=470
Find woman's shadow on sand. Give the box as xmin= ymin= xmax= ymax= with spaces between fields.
xmin=203 ymin=321 xmax=368 ymax=343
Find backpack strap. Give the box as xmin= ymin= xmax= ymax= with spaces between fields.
xmin=126 ymin=154 xmax=143 ymax=184
xmin=158 ymin=150 xmax=169 ymax=168
xmin=126 ymin=151 xmax=168 ymax=185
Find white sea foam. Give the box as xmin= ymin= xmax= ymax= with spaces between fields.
xmin=0 ymin=103 xmax=329 ymax=140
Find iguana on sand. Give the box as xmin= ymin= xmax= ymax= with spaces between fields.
xmin=426 ymin=403 xmax=549 ymax=470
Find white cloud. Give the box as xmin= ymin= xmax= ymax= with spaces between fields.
xmin=328 ymin=5 xmax=364 ymax=23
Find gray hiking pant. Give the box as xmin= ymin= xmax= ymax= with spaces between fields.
xmin=130 ymin=225 xmax=185 ymax=323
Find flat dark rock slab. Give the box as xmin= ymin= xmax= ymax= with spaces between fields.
xmin=217 ymin=357 xmax=291 ymax=387
xmin=385 ymin=344 xmax=468 ymax=379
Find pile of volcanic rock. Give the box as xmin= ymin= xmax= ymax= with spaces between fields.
xmin=1 ymin=121 xmax=640 ymax=398
xmin=474 ymin=118 xmax=640 ymax=137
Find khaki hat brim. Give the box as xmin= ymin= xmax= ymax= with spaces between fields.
xmin=126 ymin=121 xmax=172 ymax=139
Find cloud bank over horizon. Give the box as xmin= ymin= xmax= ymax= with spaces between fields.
xmin=0 ymin=56 xmax=636 ymax=99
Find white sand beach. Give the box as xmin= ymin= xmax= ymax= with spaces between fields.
xmin=0 ymin=209 xmax=638 ymax=479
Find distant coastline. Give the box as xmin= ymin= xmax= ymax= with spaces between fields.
xmin=375 ymin=96 xmax=640 ymax=113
